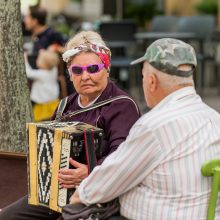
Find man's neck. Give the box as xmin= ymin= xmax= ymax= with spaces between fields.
xmin=153 ymin=84 xmax=194 ymax=108
xmin=32 ymin=25 xmax=47 ymax=37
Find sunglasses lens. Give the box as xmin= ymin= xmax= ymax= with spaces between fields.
xmin=71 ymin=66 xmax=83 ymax=75
xmin=70 ymin=64 xmax=104 ymax=75
xmin=87 ymin=65 xmax=99 ymax=74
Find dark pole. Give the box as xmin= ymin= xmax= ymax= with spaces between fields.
xmin=116 ymin=0 xmax=123 ymax=20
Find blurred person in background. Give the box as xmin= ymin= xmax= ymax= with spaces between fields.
xmin=23 ymin=5 xmax=64 ymax=55
xmin=23 ymin=5 xmax=73 ymax=98
xmin=25 ymin=49 xmax=60 ymax=121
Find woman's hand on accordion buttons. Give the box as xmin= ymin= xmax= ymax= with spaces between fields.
xmin=58 ymin=158 xmax=89 ymax=189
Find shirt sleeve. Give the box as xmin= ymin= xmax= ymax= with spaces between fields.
xmin=78 ymin=123 xmax=164 ymax=204
xmin=97 ymin=98 xmax=141 ymax=164
xmin=25 ymin=61 xmax=47 ymax=80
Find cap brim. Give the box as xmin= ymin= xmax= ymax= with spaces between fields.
xmin=130 ymin=56 xmax=146 ymax=65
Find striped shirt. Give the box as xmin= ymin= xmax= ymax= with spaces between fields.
xmin=78 ymin=86 xmax=220 ymax=220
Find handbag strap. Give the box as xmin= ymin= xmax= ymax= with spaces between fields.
xmin=55 ymin=95 xmax=139 ymax=121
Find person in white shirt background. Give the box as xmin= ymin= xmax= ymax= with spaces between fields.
xmin=69 ymin=38 xmax=220 ymax=220
xmin=25 ymin=49 xmax=60 ymax=105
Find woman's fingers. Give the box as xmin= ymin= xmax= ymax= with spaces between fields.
xmin=59 ymin=168 xmax=74 ymax=175
xmin=58 ymin=160 xmax=89 ymax=189
xmin=58 ymin=174 xmax=74 ymax=182
xmin=58 ymin=169 xmax=81 ymax=185
xmin=61 ymin=184 xmax=76 ymax=189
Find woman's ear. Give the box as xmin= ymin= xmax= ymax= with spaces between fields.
xmin=69 ymin=74 xmax=73 ymax=82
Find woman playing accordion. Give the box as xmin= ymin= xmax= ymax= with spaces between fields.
xmin=0 ymin=30 xmax=140 ymax=220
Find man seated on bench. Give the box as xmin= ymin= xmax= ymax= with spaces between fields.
xmin=70 ymin=38 xmax=220 ymax=220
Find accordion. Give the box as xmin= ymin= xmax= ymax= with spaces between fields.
xmin=27 ymin=121 xmax=103 ymax=212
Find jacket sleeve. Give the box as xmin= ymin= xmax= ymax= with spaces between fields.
xmin=97 ymin=98 xmax=141 ymax=164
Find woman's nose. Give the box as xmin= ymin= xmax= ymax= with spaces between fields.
xmin=81 ymin=70 xmax=90 ymax=80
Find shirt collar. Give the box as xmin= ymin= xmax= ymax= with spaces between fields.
xmin=152 ymin=86 xmax=197 ymax=112
xmin=78 ymin=93 xmax=101 ymax=108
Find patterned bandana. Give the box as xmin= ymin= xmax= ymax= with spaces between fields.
xmin=62 ymin=42 xmax=111 ymax=72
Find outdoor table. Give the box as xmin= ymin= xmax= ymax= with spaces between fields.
xmin=135 ymin=32 xmax=205 ymax=53
xmin=135 ymin=32 xmax=197 ymax=41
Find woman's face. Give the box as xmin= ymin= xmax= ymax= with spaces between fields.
xmin=69 ymin=52 xmax=109 ymax=99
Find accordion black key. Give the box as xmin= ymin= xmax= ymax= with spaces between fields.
xmin=27 ymin=121 xmax=103 ymax=212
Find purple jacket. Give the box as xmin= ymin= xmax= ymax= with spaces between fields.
xmin=52 ymin=81 xmax=141 ymax=164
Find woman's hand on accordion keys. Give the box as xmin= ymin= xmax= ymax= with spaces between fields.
xmin=58 ymin=158 xmax=89 ymax=189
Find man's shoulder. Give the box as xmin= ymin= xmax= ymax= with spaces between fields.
xmin=141 ymin=99 xmax=220 ymax=130
xmin=139 ymin=104 xmax=189 ymax=129
xmin=40 ymin=27 xmax=63 ymax=40
xmin=44 ymin=27 xmax=57 ymax=35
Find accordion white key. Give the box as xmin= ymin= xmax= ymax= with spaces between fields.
xmin=27 ymin=121 xmax=103 ymax=212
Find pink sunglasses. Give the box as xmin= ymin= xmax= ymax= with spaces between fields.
xmin=68 ymin=63 xmax=105 ymax=75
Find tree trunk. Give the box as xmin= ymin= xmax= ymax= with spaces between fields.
xmin=0 ymin=0 xmax=32 ymax=153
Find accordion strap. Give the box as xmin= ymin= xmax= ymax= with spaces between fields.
xmin=55 ymin=97 xmax=68 ymax=120
xmin=56 ymin=95 xmax=139 ymax=121
xmin=84 ymin=130 xmax=97 ymax=173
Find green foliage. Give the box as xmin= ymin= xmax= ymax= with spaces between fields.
xmin=195 ymin=0 xmax=217 ymax=15
xmin=124 ymin=0 xmax=161 ymax=27
xmin=55 ymin=23 xmax=70 ymax=37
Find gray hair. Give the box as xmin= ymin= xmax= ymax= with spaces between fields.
xmin=65 ymin=31 xmax=107 ymax=50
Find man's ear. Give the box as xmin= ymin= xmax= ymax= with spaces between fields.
xmin=149 ymin=73 xmax=158 ymax=92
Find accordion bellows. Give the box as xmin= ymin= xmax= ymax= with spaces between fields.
xmin=27 ymin=121 xmax=103 ymax=212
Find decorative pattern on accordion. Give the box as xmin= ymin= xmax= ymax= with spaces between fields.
xmin=37 ymin=127 xmax=54 ymax=205
xmin=27 ymin=121 xmax=103 ymax=212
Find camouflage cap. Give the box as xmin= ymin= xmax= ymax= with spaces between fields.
xmin=131 ymin=38 xmax=197 ymax=77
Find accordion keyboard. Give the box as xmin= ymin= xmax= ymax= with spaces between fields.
xmin=58 ymin=138 xmax=71 ymax=207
